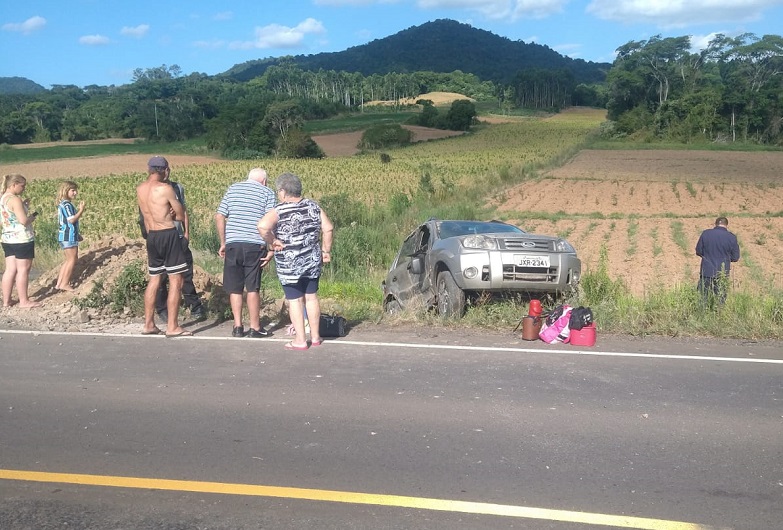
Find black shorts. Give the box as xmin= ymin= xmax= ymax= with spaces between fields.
xmin=2 ymin=241 xmax=35 ymax=260
xmin=146 ymin=228 xmax=188 ymax=276
xmin=223 ymin=242 xmax=266 ymax=294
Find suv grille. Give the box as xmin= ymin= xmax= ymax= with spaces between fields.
xmin=502 ymin=238 xmax=551 ymax=251
xmin=502 ymin=265 xmax=559 ymax=283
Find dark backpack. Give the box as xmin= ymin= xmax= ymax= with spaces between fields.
xmin=569 ymin=306 xmax=593 ymax=331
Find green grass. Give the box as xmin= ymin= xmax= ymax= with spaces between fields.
xmin=0 ymin=138 xmax=216 ymax=164
xmin=302 ymin=110 xmax=418 ymax=134
xmin=588 ymin=140 xmax=783 ymax=152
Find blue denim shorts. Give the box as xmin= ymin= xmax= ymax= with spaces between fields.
xmin=282 ymin=277 xmax=320 ymax=300
xmin=59 ymin=241 xmax=79 ymax=250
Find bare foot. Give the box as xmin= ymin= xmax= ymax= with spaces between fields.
xmin=56 ymin=285 xmax=75 ymax=291
xmin=18 ymin=301 xmax=42 ymax=309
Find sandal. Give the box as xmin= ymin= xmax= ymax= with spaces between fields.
xmin=284 ymin=341 xmax=309 ymax=351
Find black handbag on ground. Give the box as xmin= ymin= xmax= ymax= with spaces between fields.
xmin=320 ymin=314 xmax=347 ymax=337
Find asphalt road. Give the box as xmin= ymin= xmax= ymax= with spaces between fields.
xmin=1 ymin=326 xmax=781 ymax=530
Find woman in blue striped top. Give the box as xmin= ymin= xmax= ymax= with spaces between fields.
xmin=55 ymin=181 xmax=86 ymax=291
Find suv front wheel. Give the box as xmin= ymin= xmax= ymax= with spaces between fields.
xmin=436 ymin=270 xmax=466 ymax=318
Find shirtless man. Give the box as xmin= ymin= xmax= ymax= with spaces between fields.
xmin=137 ymin=156 xmax=190 ymax=337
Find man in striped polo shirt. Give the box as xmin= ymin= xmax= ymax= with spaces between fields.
xmin=215 ymin=168 xmax=276 ymax=338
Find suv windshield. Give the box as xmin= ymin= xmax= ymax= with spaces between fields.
xmin=437 ymin=221 xmax=524 ymax=239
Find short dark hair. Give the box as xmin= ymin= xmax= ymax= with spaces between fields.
xmin=715 ymin=216 xmax=729 ymax=226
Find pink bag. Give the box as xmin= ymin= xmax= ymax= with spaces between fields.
xmin=539 ymin=304 xmax=573 ymax=344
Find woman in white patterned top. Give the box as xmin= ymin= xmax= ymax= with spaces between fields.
xmin=1 ymin=174 xmax=41 ymax=308
xmin=258 ymin=173 xmax=334 ymax=351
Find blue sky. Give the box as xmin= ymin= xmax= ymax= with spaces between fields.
xmin=2 ymin=0 xmax=782 ymax=88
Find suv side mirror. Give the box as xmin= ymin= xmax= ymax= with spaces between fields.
xmin=410 ymin=256 xmax=424 ymax=274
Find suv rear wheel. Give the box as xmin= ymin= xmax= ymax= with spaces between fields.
xmin=437 ymin=270 xmax=466 ymax=318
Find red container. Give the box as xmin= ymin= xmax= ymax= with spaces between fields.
xmin=528 ymin=299 xmax=542 ymax=317
xmin=569 ymin=322 xmax=596 ymax=347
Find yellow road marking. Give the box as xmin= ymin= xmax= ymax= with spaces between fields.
xmin=0 ymin=469 xmax=715 ymax=529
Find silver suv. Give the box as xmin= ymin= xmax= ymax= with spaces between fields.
xmin=382 ymin=219 xmax=581 ymax=317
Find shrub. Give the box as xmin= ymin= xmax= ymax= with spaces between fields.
xmin=359 ymin=124 xmax=413 ymax=150
xmin=319 ymin=192 xmax=368 ymax=227
xmin=109 ymin=259 xmax=148 ymax=313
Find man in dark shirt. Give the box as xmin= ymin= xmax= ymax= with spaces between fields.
xmin=695 ymin=216 xmax=740 ymax=306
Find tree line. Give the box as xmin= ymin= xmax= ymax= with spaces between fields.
xmin=606 ymin=33 xmax=783 ymax=144
xmin=0 ymin=65 xmax=502 ymax=157
xmin=1 ymin=31 xmax=781 ymax=153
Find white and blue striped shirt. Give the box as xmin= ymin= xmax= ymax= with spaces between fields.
xmin=216 ymin=180 xmax=276 ymax=245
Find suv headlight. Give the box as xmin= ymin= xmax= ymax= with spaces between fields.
xmin=554 ymin=239 xmax=575 ymax=253
xmin=462 ymin=234 xmax=497 ymax=249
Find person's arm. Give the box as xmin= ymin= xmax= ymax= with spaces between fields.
xmin=695 ymin=233 xmax=704 ymax=257
xmin=730 ymin=237 xmax=740 ymax=263
xmin=215 ymin=213 xmax=227 ymax=258
xmin=166 ymin=186 xmax=186 ymax=227
xmin=257 ymin=209 xmax=281 ymax=249
xmin=67 ymin=201 xmax=85 ymax=223
xmin=8 ymin=195 xmax=33 ymax=225
xmin=175 ymin=183 xmax=189 ymax=240
xmin=320 ymin=208 xmax=334 ymax=263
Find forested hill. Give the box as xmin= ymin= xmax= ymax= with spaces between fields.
xmin=0 ymin=77 xmax=46 ymax=95
xmin=222 ymin=19 xmax=611 ymax=85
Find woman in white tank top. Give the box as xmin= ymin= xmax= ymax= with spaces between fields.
xmin=1 ymin=174 xmax=40 ymax=308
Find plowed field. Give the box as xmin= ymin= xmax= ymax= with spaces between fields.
xmin=497 ymin=149 xmax=783 ymax=296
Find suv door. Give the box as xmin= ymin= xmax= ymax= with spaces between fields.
xmin=386 ymin=227 xmax=430 ymax=307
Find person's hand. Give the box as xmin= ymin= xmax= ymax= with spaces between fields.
xmin=259 ymin=251 xmax=274 ymax=267
xmin=217 ymin=244 xmax=226 ymax=258
xmin=78 ymin=201 xmax=86 ymax=211
xmin=322 ymin=250 xmax=331 ymax=263
xmin=271 ymin=238 xmax=284 ymax=251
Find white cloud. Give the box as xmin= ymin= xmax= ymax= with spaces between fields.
xmin=689 ymin=32 xmax=722 ymax=51
xmin=79 ymin=34 xmax=110 ymax=45
xmin=232 ymin=18 xmax=327 ymax=49
xmin=1 ymin=15 xmax=46 ymax=35
xmin=120 ymin=24 xmax=149 ymax=38
xmin=416 ymin=0 xmax=566 ymax=20
xmin=213 ymin=11 xmax=233 ymax=21
xmin=586 ymin=0 xmax=778 ymax=28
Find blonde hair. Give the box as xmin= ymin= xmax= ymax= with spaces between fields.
xmin=56 ymin=180 xmax=78 ymax=203
xmin=2 ymin=174 xmax=26 ymax=193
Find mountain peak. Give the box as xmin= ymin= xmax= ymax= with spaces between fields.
xmin=222 ymin=19 xmax=609 ymax=85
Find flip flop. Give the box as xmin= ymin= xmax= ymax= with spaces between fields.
xmin=284 ymin=341 xmax=309 ymax=351
xmin=310 ymin=339 xmax=324 ymax=346
xmin=141 ymin=328 xmax=162 ymax=335
xmin=165 ymin=330 xmax=194 ymax=338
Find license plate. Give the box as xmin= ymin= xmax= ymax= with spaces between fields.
xmin=516 ymin=254 xmax=550 ymax=268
